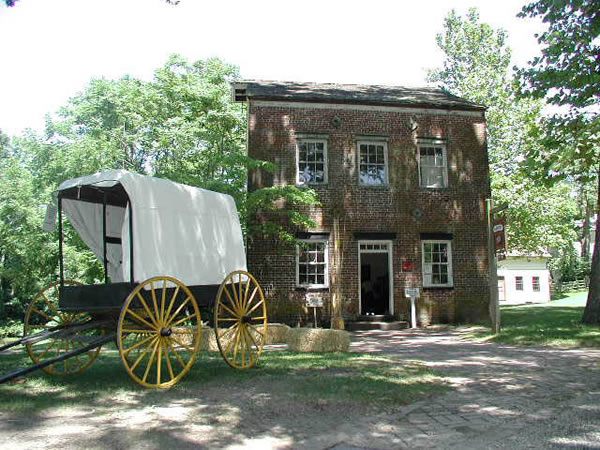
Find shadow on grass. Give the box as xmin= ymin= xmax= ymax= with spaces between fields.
xmin=469 ymin=305 xmax=600 ymax=347
xmin=0 ymin=348 xmax=449 ymax=416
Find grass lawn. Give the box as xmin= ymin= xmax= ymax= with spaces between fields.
xmin=0 ymin=348 xmax=449 ymax=414
xmin=465 ymin=290 xmax=600 ymax=347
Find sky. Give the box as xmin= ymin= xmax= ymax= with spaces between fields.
xmin=0 ymin=0 xmax=546 ymax=137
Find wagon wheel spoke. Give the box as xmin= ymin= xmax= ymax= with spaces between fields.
xmin=214 ymin=271 xmax=268 ymax=370
xmin=118 ymin=276 xmax=201 ymax=388
xmin=24 ymin=280 xmax=102 ymax=376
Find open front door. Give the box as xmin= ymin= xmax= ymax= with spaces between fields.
xmin=359 ymin=241 xmax=393 ymax=315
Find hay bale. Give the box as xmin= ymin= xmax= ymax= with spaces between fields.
xmin=200 ymin=327 xmax=234 ymax=352
xmin=287 ymin=328 xmax=351 ymax=353
xmin=257 ymin=323 xmax=290 ymax=344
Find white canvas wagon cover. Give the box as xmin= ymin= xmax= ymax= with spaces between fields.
xmin=57 ymin=169 xmax=247 ymax=286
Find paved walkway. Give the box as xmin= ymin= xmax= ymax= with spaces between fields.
xmin=303 ymin=328 xmax=600 ymax=449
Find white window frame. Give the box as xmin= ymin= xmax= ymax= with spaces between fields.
xmin=532 ymin=276 xmax=540 ymax=292
xmin=418 ymin=139 xmax=448 ymax=188
xmin=296 ymin=139 xmax=328 ymax=186
xmin=296 ymin=239 xmax=329 ymax=288
xmin=357 ymin=141 xmax=389 ymax=186
xmin=515 ymin=276 xmax=524 ymax=291
xmin=421 ymin=240 xmax=453 ymax=288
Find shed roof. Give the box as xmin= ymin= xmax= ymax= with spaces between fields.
xmin=232 ymin=80 xmax=486 ymax=111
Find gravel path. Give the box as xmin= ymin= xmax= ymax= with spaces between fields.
xmin=309 ymin=328 xmax=600 ymax=449
xmin=1 ymin=328 xmax=599 ymax=449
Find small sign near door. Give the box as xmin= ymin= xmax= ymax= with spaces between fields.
xmin=404 ymin=287 xmax=420 ymax=298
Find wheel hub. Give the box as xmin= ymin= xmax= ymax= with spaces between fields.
xmin=160 ymin=327 xmax=172 ymax=337
xmin=241 ymin=315 xmax=251 ymax=324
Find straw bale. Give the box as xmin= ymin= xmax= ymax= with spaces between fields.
xmin=257 ymin=323 xmax=290 ymax=344
xmin=287 ymin=328 xmax=350 ymax=353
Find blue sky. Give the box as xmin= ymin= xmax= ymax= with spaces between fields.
xmin=0 ymin=0 xmax=545 ymax=136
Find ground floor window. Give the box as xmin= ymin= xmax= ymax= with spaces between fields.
xmin=515 ymin=276 xmax=524 ymax=291
xmin=296 ymin=240 xmax=329 ymax=288
xmin=532 ymin=276 xmax=540 ymax=292
xmin=421 ymin=240 xmax=453 ymax=287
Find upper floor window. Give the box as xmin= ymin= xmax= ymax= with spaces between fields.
xmin=358 ymin=141 xmax=388 ymax=186
xmin=297 ymin=140 xmax=327 ymax=185
xmin=422 ymin=240 xmax=453 ymax=287
xmin=296 ymin=240 xmax=329 ymax=288
xmin=418 ymin=139 xmax=448 ymax=188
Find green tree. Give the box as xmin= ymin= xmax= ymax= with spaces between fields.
xmin=517 ymin=0 xmax=600 ymax=325
xmin=427 ymin=8 xmax=576 ymax=257
xmin=0 ymin=56 xmax=318 ymax=325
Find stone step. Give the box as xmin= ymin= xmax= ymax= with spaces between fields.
xmin=357 ymin=314 xmax=395 ymax=322
xmin=346 ymin=321 xmax=408 ymax=331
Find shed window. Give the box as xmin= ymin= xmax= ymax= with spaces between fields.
xmin=515 ymin=276 xmax=524 ymax=291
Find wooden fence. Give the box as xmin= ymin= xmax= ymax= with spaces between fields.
xmin=551 ymin=279 xmax=589 ymax=298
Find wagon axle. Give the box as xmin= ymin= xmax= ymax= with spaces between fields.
xmin=159 ymin=327 xmax=172 ymax=337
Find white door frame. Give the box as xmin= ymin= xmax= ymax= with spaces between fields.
xmin=358 ymin=240 xmax=394 ymax=315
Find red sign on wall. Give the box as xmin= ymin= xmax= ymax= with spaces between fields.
xmin=402 ymin=259 xmax=415 ymax=272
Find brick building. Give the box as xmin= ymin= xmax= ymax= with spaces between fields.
xmin=233 ymin=80 xmax=491 ymax=326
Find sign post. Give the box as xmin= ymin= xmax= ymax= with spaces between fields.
xmin=404 ymin=287 xmax=420 ymax=328
xmin=487 ymin=200 xmax=507 ymax=334
xmin=306 ymin=295 xmax=323 ymax=328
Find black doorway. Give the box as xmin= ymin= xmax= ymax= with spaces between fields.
xmin=360 ymin=252 xmax=390 ymax=315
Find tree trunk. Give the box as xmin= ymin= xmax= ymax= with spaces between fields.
xmin=582 ymin=175 xmax=600 ymax=325
xmin=581 ymin=196 xmax=592 ymax=259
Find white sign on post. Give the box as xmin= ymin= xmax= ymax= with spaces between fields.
xmin=404 ymin=288 xmax=420 ymax=329
xmin=306 ymin=294 xmax=323 ymax=328
xmin=404 ymin=288 xmax=420 ymax=298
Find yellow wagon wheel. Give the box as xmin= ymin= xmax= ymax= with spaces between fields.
xmin=117 ymin=276 xmax=202 ymax=389
xmin=24 ymin=280 xmax=102 ymax=376
xmin=214 ymin=271 xmax=267 ymax=369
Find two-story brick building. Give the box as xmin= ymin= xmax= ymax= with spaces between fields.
xmin=233 ymin=80 xmax=491 ymax=326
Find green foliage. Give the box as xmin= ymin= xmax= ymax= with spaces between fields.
xmin=492 ymin=173 xmax=577 ymax=253
xmin=0 ymin=55 xmax=319 ymax=322
xmin=427 ymin=8 xmax=578 ymax=257
xmin=247 ymin=186 xmax=320 ymax=244
xmin=427 ymin=8 xmax=544 ymax=174
xmin=516 ymin=0 xmax=600 ymax=109
xmin=516 ymin=0 xmax=599 ymax=324
xmin=552 ymin=247 xmax=591 ymax=282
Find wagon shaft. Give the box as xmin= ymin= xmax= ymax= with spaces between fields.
xmin=0 ymin=331 xmax=114 ymax=385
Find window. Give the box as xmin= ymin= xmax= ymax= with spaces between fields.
xmin=358 ymin=142 xmax=388 ymax=185
xmin=532 ymin=276 xmax=540 ymax=292
xmin=515 ymin=276 xmax=523 ymax=291
xmin=422 ymin=240 xmax=453 ymax=287
xmin=296 ymin=240 xmax=329 ymax=287
xmin=418 ymin=140 xmax=448 ymax=188
xmin=297 ymin=140 xmax=327 ymax=185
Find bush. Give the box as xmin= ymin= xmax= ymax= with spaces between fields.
xmin=0 ymin=318 xmax=23 ymax=338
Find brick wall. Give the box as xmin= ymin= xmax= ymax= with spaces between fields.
xmin=246 ymin=101 xmax=491 ymax=326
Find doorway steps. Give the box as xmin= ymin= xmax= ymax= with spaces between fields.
xmin=346 ymin=315 xmax=408 ymax=331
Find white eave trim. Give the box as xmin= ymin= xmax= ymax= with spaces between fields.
xmin=250 ymin=100 xmax=485 ymax=118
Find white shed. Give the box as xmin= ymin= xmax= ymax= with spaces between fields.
xmin=497 ymin=253 xmax=551 ymax=305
